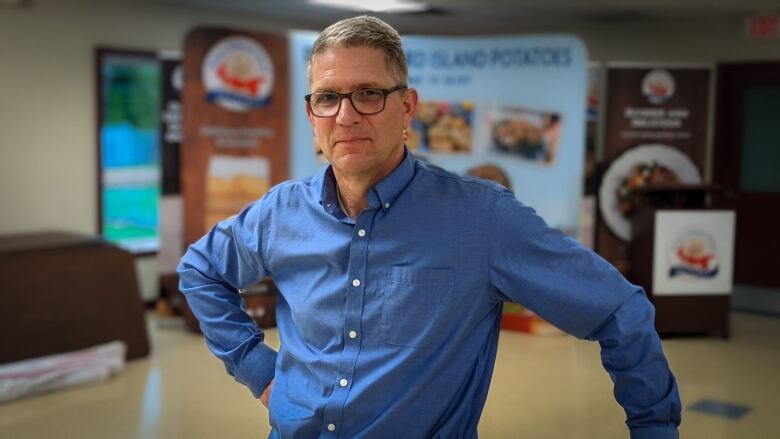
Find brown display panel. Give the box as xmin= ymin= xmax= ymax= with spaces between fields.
xmin=181 ymin=28 xmax=290 ymax=246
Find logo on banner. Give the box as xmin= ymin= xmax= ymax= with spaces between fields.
xmin=203 ymin=36 xmax=274 ymax=112
xmin=642 ymin=69 xmax=675 ymax=105
xmin=668 ymin=231 xmax=719 ymax=279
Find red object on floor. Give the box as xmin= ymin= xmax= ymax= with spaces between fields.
xmin=501 ymin=312 xmax=535 ymax=332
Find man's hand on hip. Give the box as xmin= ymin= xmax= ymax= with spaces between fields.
xmin=259 ymin=379 xmax=274 ymax=408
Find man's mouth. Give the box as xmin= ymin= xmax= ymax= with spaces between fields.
xmin=336 ymin=137 xmax=369 ymax=144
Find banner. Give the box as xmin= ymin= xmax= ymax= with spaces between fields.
xmin=159 ymin=54 xmax=184 ymax=273
xmin=290 ymin=32 xmax=587 ymax=235
xmin=597 ymin=65 xmax=711 ymax=269
xmin=160 ymin=56 xmax=183 ymax=196
xmin=182 ymin=28 xmax=289 ymax=246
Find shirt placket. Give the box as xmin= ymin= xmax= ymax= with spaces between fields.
xmin=320 ymin=208 xmax=376 ymax=437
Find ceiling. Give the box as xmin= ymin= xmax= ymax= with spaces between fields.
xmin=153 ymin=0 xmax=779 ymax=34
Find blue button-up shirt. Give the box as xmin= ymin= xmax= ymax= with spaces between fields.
xmin=178 ymin=149 xmax=681 ymax=439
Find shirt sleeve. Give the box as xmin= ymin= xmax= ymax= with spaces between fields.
xmin=176 ymin=201 xmax=277 ymax=398
xmin=588 ymin=292 xmax=681 ymax=438
xmin=487 ymin=191 xmax=681 ymax=437
xmin=487 ymin=190 xmax=635 ymax=337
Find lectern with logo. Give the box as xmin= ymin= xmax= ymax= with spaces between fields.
xmin=628 ymin=186 xmax=735 ymax=337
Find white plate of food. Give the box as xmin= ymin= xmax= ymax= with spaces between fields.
xmin=598 ymin=144 xmax=701 ymax=241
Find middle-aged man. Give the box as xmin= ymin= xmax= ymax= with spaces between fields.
xmin=178 ymin=15 xmax=681 ymax=439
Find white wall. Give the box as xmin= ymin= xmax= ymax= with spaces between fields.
xmin=2 ymin=2 xmax=779 ymax=300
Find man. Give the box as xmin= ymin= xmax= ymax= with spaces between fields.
xmin=178 ymin=15 xmax=681 ymax=439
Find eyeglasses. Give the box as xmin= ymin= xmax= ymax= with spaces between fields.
xmin=305 ymin=84 xmax=407 ymax=117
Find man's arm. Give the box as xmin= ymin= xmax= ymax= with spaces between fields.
xmin=177 ymin=203 xmax=277 ymax=398
xmin=486 ymin=189 xmax=681 ymax=437
xmin=587 ymin=292 xmax=681 ymax=439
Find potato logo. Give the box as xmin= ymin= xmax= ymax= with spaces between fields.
xmin=203 ymin=36 xmax=275 ymax=112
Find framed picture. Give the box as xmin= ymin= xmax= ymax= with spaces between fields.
xmin=96 ymin=48 xmax=161 ymax=254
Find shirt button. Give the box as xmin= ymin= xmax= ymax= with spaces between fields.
xmin=384 ymin=202 xmax=390 ymax=209
xmin=348 ymin=330 xmax=357 ymax=339
xmin=327 ymin=424 xmax=336 ymax=432
xmin=357 ymin=229 xmax=366 ymax=237
xmin=352 ymin=279 xmax=360 ymax=287
xmin=339 ymin=378 xmax=348 ymax=387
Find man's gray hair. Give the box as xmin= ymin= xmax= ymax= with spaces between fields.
xmin=308 ymin=15 xmax=409 ymax=86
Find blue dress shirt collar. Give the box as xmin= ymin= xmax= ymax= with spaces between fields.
xmin=319 ymin=146 xmax=416 ymax=219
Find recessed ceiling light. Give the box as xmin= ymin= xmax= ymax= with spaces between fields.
xmin=309 ymin=0 xmax=428 ymax=14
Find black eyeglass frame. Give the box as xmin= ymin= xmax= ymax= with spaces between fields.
xmin=305 ymin=84 xmax=408 ymax=117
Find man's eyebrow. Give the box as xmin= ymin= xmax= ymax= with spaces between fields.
xmin=353 ymin=82 xmax=384 ymax=89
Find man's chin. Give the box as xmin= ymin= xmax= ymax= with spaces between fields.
xmin=333 ymin=160 xmax=371 ymax=175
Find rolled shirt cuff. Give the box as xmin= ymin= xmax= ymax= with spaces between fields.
xmin=231 ymin=342 xmax=277 ymax=398
xmin=630 ymin=426 xmax=679 ymax=439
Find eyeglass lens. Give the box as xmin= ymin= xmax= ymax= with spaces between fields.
xmin=310 ymin=89 xmax=387 ymax=116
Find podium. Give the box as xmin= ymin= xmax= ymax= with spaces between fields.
xmin=628 ymin=186 xmax=735 ymax=337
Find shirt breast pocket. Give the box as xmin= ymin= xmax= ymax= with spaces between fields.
xmin=380 ymin=266 xmax=454 ymax=348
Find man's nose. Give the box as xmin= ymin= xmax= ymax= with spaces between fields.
xmin=336 ymin=97 xmax=361 ymax=124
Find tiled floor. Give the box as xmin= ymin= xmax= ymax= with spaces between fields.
xmin=1 ymin=311 xmax=778 ymax=438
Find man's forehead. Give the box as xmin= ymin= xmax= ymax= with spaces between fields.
xmin=310 ymin=46 xmax=386 ymax=70
xmin=310 ymin=47 xmax=394 ymax=91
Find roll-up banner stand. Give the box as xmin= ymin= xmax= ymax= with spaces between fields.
xmin=597 ymin=63 xmax=712 ymax=272
xmin=181 ymin=28 xmax=290 ymax=247
xmin=159 ymin=52 xmax=183 ymax=274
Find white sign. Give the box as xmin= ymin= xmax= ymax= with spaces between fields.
xmin=653 ymin=210 xmax=736 ymax=296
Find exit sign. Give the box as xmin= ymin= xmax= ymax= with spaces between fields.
xmin=746 ymin=15 xmax=780 ymax=40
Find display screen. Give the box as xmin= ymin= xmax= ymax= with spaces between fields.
xmin=98 ymin=50 xmax=161 ymax=254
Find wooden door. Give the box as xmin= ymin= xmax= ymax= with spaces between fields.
xmin=713 ymin=62 xmax=780 ymax=288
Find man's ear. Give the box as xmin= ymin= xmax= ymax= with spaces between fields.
xmin=306 ymin=102 xmax=316 ymax=129
xmin=403 ymin=88 xmax=418 ymax=126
